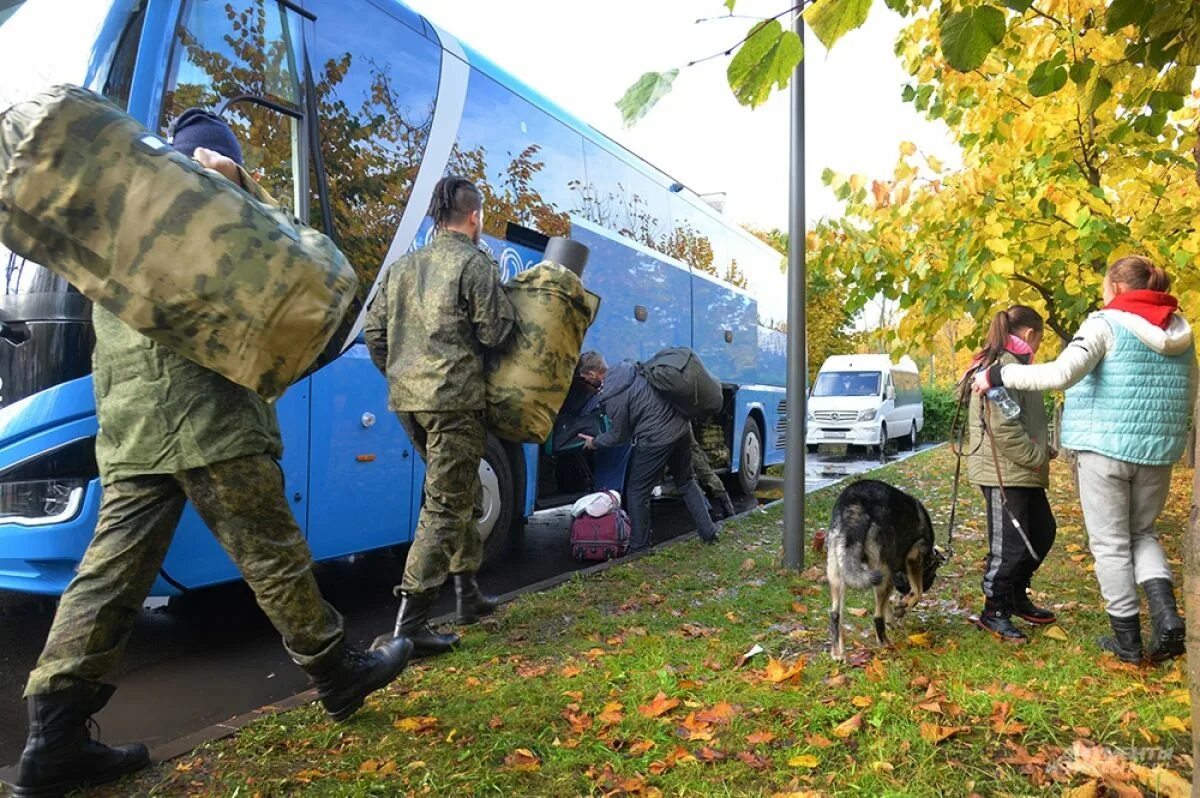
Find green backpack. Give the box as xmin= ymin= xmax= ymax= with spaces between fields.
xmin=639 ymin=347 xmax=723 ymax=420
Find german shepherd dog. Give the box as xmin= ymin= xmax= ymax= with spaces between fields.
xmin=827 ymin=479 xmax=937 ymax=660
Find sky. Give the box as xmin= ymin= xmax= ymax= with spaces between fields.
xmin=404 ymin=0 xmax=962 ymax=233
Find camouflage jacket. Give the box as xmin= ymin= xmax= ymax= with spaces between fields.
xmin=92 ymin=165 xmax=283 ymax=483
xmin=364 ymin=230 xmax=515 ymax=412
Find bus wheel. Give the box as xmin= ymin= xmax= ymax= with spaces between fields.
xmin=735 ymin=416 xmax=763 ymax=496
xmin=479 ymin=434 xmax=516 ymax=565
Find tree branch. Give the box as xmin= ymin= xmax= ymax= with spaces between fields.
xmin=686 ymin=3 xmax=807 ymax=68
xmin=1013 ymin=272 xmax=1072 ymax=342
xmin=1028 ymin=3 xmax=1067 ymax=28
xmin=1194 ymin=117 xmax=1200 ymax=189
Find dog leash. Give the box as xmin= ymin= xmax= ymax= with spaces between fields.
xmin=979 ymin=397 xmax=1042 ymax=561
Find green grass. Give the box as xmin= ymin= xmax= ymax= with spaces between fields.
xmin=100 ymin=448 xmax=1193 ymax=797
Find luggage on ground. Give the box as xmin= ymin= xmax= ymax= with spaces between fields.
xmin=640 ymin=347 xmax=723 ymax=419
xmin=568 ymin=492 xmax=633 ymax=559
xmin=0 ymin=84 xmax=358 ymax=400
xmin=485 ymin=260 xmax=600 ymax=443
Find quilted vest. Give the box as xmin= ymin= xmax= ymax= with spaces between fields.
xmin=1061 ymin=312 xmax=1194 ymax=466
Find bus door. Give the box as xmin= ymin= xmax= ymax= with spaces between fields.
xmin=151 ymin=0 xmax=316 ymax=588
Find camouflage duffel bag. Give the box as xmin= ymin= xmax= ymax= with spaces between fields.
xmin=0 ymin=85 xmax=357 ymax=400
xmin=485 ymin=262 xmax=600 ymax=443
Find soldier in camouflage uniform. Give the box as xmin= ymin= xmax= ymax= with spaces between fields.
xmin=13 ymin=111 xmax=412 ymax=798
xmin=365 ymin=176 xmax=515 ymax=658
xmin=688 ymin=428 xmax=737 ymax=521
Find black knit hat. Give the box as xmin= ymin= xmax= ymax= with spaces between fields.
xmin=168 ymin=108 xmax=243 ymax=165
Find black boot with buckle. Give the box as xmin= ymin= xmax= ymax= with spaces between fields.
xmin=1142 ymin=579 xmax=1186 ymax=662
xmin=974 ymin=601 xmax=1029 ymax=643
xmin=454 ymin=572 xmax=498 ymax=625
xmin=1012 ymin=582 xmax=1056 ymax=625
xmin=308 ymin=638 xmax=414 ymax=722
xmin=14 ymin=684 xmax=150 ymax=797
xmin=374 ymin=589 xmax=458 ymax=658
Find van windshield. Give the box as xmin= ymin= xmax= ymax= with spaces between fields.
xmin=812 ymin=371 xmax=881 ymax=398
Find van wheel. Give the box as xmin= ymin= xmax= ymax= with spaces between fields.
xmin=908 ymin=422 xmax=918 ymax=451
xmin=735 ymin=416 xmax=763 ymax=496
xmin=479 ymin=434 xmax=517 ymax=565
xmin=876 ymin=423 xmax=889 ymax=462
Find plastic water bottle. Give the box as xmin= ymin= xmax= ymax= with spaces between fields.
xmin=986 ymin=387 xmax=1021 ymax=420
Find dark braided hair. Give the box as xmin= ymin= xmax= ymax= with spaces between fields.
xmin=429 ymin=176 xmax=483 ymax=231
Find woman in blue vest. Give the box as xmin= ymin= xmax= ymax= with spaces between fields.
xmin=975 ymin=256 xmax=1197 ymax=663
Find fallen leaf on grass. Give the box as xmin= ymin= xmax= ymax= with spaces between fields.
xmin=763 ymin=657 xmax=806 ymax=684
xmin=517 ymin=663 xmax=550 ymax=678
xmin=488 ymin=715 xmax=504 ymax=729
xmin=851 ymin=695 xmax=873 ymax=708
xmin=560 ymin=664 xmax=583 ymax=678
xmin=696 ymin=746 xmax=726 ymax=762
xmin=695 ymin=702 xmax=739 ymax=724
xmin=1062 ymin=782 xmax=1101 ymax=798
xmin=871 ymin=761 xmax=895 ymax=774
xmin=848 ymin=608 xmax=868 ymax=618
xmin=1161 ymin=715 xmax=1189 ymax=733
xmin=1043 ymin=625 xmax=1069 ymax=641
xmin=649 ymin=745 xmax=696 ymax=775
xmin=736 ymin=750 xmax=770 ymax=769
xmin=1065 ymin=543 xmax=1083 ymax=553
xmin=916 ymin=701 xmax=943 ymax=714
xmin=823 ymin=673 xmax=850 ymax=688
xmin=639 ymin=691 xmax=681 ymax=718
xmin=1128 ymin=762 xmax=1189 ymax=798
xmin=832 ymin=713 xmax=863 ymax=738
xmin=680 ymin=623 xmax=714 ymax=638
xmin=907 ymin=631 xmax=933 ymax=648
xmin=736 ymin=644 xmax=764 ymax=668
xmin=677 ymin=713 xmax=716 ymax=741
xmin=747 ymin=730 xmax=777 ymax=745
xmin=393 ymin=716 xmax=438 ymax=733
xmin=806 ymin=733 xmax=835 ymax=748
xmin=919 ymin=722 xmax=968 ymax=744
xmin=788 ymin=754 xmax=820 ymax=768
xmin=741 ymin=558 xmax=757 ymax=572
xmin=864 ymin=658 xmax=887 ymax=683
xmin=358 ymin=759 xmax=380 ymax=773
xmin=503 ymin=748 xmax=541 ymax=772
xmin=791 ymin=602 xmax=809 ymax=614
xmin=628 ymin=739 xmax=656 ymax=756
xmin=599 ymin=701 xmax=625 ymax=726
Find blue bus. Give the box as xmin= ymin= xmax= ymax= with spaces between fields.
xmin=0 ymin=0 xmax=787 ymax=596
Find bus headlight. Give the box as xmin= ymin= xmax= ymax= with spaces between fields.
xmin=859 ymin=409 xmax=877 ymax=422
xmin=0 ymin=438 xmax=96 ymax=525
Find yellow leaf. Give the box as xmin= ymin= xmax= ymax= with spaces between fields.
xmin=1062 ymin=782 xmax=1102 ymax=798
xmin=503 ymin=748 xmax=541 ymax=772
xmin=762 ymin=657 xmax=806 ymax=684
xmin=925 ymin=154 xmax=944 ymax=173
xmin=638 ymin=691 xmax=680 ymax=719
xmin=1162 ymin=715 xmax=1190 ymax=733
xmin=992 ymin=256 xmax=1015 ymax=276
xmin=851 ymin=695 xmax=874 ymax=708
xmin=986 ymin=237 xmax=1009 ymax=255
xmin=871 ymin=761 xmax=895 ymax=773
xmin=849 ymin=174 xmax=866 ymax=193
xmin=900 ymin=141 xmax=917 ymax=156
xmin=599 ymin=701 xmax=624 ymax=726
xmin=1043 ymin=625 xmax=1069 ymax=641
xmin=907 ymin=632 xmax=933 ymax=648
xmin=919 ymin=722 xmax=968 ymax=744
xmin=393 ymin=716 xmax=438 ymax=733
xmin=832 ymin=712 xmax=864 ymax=738
xmin=1129 ymin=762 xmax=1190 ymax=798
xmin=358 ymin=759 xmax=380 ymax=773
xmin=788 ymin=754 xmax=820 ymax=768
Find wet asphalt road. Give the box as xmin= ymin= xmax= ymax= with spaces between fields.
xmin=0 ymin=444 xmax=935 ymax=770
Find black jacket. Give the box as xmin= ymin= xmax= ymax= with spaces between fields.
xmin=592 ymin=361 xmax=690 ymax=450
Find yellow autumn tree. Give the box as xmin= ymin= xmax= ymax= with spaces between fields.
xmin=807 ymin=0 xmax=1200 ymax=350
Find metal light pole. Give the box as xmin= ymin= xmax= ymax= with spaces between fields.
xmin=782 ymin=11 xmax=807 ymax=570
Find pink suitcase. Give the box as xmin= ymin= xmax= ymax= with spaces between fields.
xmin=570 ymin=508 xmax=631 ymax=561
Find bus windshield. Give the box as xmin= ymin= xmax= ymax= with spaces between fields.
xmin=0 ymin=1 xmax=22 ymax=27
xmin=812 ymin=371 xmax=881 ymax=398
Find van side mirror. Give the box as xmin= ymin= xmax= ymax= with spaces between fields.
xmin=885 ymin=385 xmax=895 ymax=400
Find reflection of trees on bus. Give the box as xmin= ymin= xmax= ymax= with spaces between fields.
xmin=163 ymin=1 xmax=753 ymax=299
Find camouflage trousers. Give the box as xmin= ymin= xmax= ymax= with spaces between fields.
xmin=396 ymin=411 xmax=485 ymax=594
xmin=25 ymin=454 xmax=343 ymax=697
xmin=689 ymin=433 xmax=728 ymax=502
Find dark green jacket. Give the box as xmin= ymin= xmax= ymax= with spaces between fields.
xmin=966 ymin=351 xmax=1050 ymax=489
xmin=364 ymin=230 xmax=515 ymax=412
xmin=92 ymin=166 xmax=283 ymax=483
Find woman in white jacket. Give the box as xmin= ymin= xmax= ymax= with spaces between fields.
xmin=974 ymin=256 xmax=1197 ymax=663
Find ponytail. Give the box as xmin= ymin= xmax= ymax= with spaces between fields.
xmin=429 ymin=176 xmax=482 ymax=232
xmin=960 ymin=304 xmax=1044 ymax=402
xmin=1108 ymin=254 xmax=1171 ymax=293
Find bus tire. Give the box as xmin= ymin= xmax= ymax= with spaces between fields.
xmin=735 ymin=416 xmax=763 ymax=496
xmin=479 ymin=434 xmax=517 ymax=566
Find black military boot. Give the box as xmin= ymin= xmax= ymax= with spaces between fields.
xmin=974 ymin=605 xmax=1028 ymax=643
xmin=309 ymin=638 xmax=414 ymax=722
xmin=374 ymin=590 xmax=458 ymax=658
xmin=1098 ymin=614 xmax=1144 ymax=663
xmin=454 ymin=572 xmax=498 ymax=625
xmin=1142 ymin=579 xmax=1186 ymax=662
xmin=14 ymin=684 xmax=150 ymax=797
xmin=1012 ymin=583 xmax=1056 ymax=625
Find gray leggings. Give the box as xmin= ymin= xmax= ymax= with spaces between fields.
xmin=1076 ymin=451 xmax=1175 ymax=618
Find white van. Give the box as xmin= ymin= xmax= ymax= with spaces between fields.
xmin=806 ymin=354 xmax=924 ymax=454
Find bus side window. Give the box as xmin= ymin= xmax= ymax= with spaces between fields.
xmin=160 ymin=0 xmax=309 ymax=217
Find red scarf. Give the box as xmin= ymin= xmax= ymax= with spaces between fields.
xmin=1105 ymin=289 xmax=1178 ymax=330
